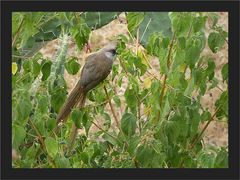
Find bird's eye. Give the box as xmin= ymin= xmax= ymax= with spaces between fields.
xmin=110 ymin=49 xmax=116 ymax=55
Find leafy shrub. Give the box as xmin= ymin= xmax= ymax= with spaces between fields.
xmin=12 ymin=12 xmax=228 ymax=168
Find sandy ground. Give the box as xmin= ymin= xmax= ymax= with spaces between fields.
xmin=40 ymin=12 xmax=228 ymax=147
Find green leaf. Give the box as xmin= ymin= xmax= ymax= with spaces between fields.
xmin=36 ymin=93 xmax=49 ymax=114
xmin=102 ymin=112 xmax=111 ymax=131
xmin=19 ymin=13 xmax=39 ymax=48
xmin=163 ymin=120 xmax=180 ymax=142
xmin=133 ymin=57 xmax=147 ymax=76
xmin=70 ymin=19 xmax=91 ymax=51
xmin=146 ymin=32 xmax=162 ymax=56
xmin=81 ymin=111 xmax=92 ymax=136
xmin=172 ymin=49 xmax=185 ymax=71
xmin=159 ymin=48 xmax=168 ymax=73
xmin=160 ymin=96 xmax=171 ymax=120
xmin=221 ymin=63 xmax=228 ymax=83
xmin=169 ymin=12 xmax=192 ymax=37
xmin=206 ymin=58 xmax=216 ymax=81
xmin=135 ymin=143 xmax=165 ymax=167
xmin=102 ymin=133 xmax=117 ymax=146
xmin=70 ymin=109 xmax=83 ymax=128
xmin=124 ymin=88 xmax=137 ymax=113
xmin=12 ymin=12 xmax=23 ymax=35
xmin=184 ymin=76 xmax=195 ymax=96
xmin=139 ymin=12 xmax=172 ymax=46
xmin=189 ymin=109 xmax=201 ymax=135
xmin=185 ymin=45 xmax=201 ymax=69
xmin=45 ymin=137 xmax=58 ymax=158
xmin=65 ymin=57 xmax=80 ymax=75
xmin=12 ymin=123 xmax=26 ymax=149
xmin=121 ymin=113 xmax=137 ymax=136
xmin=178 ymin=37 xmax=186 ymax=49
xmin=208 ymin=32 xmax=225 ymax=53
xmin=80 ymin=152 xmax=90 ymax=165
xmin=24 ymin=144 xmax=40 ymax=167
xmin=192 ymin=16 xmax=207 ymax=33
xmin=46 ymin=118 xmax=56 ymax=131
xmin=197 ymin=149 xmax=216 ymax=168
xmin=208 ymin=13 xmax=219 ymax=28
xmin=55 ymin=155 xmax=71 ymax=168
xmin=82 ymin=12 xmax=119 ymax=30
xmin=135 ymin=145 xmax=153 ymax=167
xmin=126 ymin=12 xmax=144 ymax=35
xmin=32 ymin=59 xmax=41 ymax=78
xmin=15 ymin=91 xmax=32 ymax=124
xmin=215 ymin=91 xmax=228 ymax=120
xmin=208 ymin=77 xmax=219 ymax=91
xmin=41 ymin=60 xmax=52 ymax=81
xmin=35 ymin=116 xmax=46 ymax=136
xmin=201 ymin=110 xmax=211 ymax=122
xmin=50 ymin=87 xmax=67 ymax=113
xmin=113 ymin=95 xmax=121 ymax=108
xmin=214 ymin=148 xmax=228 ymax=168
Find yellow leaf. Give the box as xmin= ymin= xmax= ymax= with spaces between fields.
xmin=179 ymin=64 xmax=186 ymax=73
xmin=143 ymin=77 xmax=152 ymax=89
xmin=12 ymin=62 xmax=18 ymax=75
xmin=137 ymin=49 xmax=149 ymax=66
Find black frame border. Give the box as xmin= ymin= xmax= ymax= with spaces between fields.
xmin=1 ymin=1 xmax=239 ymax=179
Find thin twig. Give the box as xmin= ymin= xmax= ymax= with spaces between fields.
xmin=190 ymin=106 xmax=221 ymax=148
xmin=12 ymin=17 xmax=24 ymax=47
xmin=156 ymin=33 xmax=176 ymax=122
xmin=135 ymin=28 xmax=139 ymax=55
xmin=138 ymin=100 xmax=141 ymax=133
xmin=91 ymin=121 xmax=118 ymax=141
xmin=216 ymin=85 xmax=224 ymax=92
xmin=103 ymin=85 xmax=120 ymax=130
xmin=142 ymin=50 xmax=154 ymax=69
xmin=140 ymin=18 xmax=152 ymax=42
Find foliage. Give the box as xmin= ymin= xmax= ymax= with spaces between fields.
xmin=12 ymin=12 xmax=228 ymax=168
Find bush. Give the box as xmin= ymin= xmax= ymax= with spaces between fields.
xmin=12 ymin=12 xmax=228 ymax=168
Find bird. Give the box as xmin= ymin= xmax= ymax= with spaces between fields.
xmin=56 ymin=41 xmax=117 ymax=126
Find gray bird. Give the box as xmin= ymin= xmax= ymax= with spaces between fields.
xmin=56 ymin=42 xmax=117 ymax=125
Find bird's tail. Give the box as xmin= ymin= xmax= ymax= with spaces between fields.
xmin=56 ymin=81 xmax=86 ymax=125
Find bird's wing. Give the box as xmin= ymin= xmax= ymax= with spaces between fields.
xmin=80 ymin=53 xmax=111 ymax=91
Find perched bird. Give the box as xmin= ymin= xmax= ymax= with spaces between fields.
xmin=56 ymin=41 xmax=117 ymax=125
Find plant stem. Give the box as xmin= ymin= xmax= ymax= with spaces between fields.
xmin=12 ymin=17 xmax=24 ymax=47
xmin=138 ymin=99 xmax=142 ymax=133
xmin=91 ymin=121 xmax=118 ymax=141
xmin=190 ymin=106 xmax=221 ymax=148
xmin=156 ymin=33 xmax=176 ymax=122
xmin=140 ymin=18 xmax=152 ymax=42
xmin=103 ymin=85 xmax=120 ymax=130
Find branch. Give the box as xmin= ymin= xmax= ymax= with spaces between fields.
xmin=190 ymin=106 xmax=221 ymax=148
xmin=103 ymin=85 xmax=120 ymax=130
xmin=91 ymin=121 xmax=118 ymax=141
xmin=12 ymin=17 xmax=24 ymax=47
xmin=156 ymin=33 xmax=176 ymax=122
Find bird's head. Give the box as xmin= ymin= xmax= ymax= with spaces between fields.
xmin=101 ymin=41 xmax=118 ymax=59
